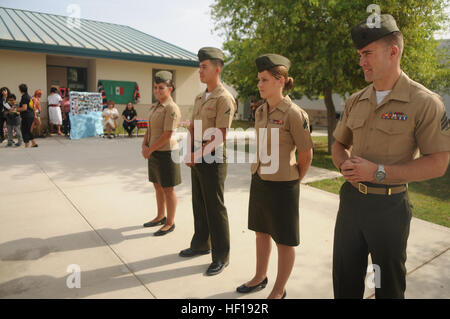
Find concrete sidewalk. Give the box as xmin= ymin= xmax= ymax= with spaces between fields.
xmin=0 ymin=136 xmax=448 ymax=299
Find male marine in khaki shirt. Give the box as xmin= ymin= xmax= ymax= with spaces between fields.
xmin=332 ymin=14 xmax=450 ymax=299
xmin=179 ymin=47 xmax=236 ymax=276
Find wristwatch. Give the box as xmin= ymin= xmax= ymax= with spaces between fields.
xmin=375 ymin=164 xmax=386 ymax=182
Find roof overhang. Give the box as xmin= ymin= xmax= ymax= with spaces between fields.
xmin=0 ymin=39 xmax=200 ymax=67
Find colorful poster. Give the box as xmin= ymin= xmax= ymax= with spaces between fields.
xmin=69 ymin=92 xmax=103 ymax=140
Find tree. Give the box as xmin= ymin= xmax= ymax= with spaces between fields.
xmin=211 ymin=0 xmax=449 ymax=153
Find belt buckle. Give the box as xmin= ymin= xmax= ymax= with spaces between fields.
xmin=358 ymin=183 xmax=368 ymax=195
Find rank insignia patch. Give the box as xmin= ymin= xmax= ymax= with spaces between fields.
xmin=381 ymin=112 xmax=407 ymax=121
xmin=303 ymin=118 xmax=309 ymax=130
xmin=441 ymin=112 xmax=449 ymax=131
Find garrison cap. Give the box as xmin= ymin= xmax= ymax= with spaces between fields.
xmin=255 ymin=54 xmax=291 ymax=72
xmin=351 ymin=14 xmax=400 ymax=50
xmin=197 ymin=47 xmax=224 ymax=62
xmin=155 ymin=71 xmax=173 ymax=82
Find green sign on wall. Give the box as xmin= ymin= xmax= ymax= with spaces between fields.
xmin=100 ymin=80 xmax=137 ymax=104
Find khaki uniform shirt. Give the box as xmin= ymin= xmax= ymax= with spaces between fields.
xmin=333 ymin=72 xmax=450 ymax=184
xmin=191 ymin=83 xmax=236 ymax=142
xmin=145 ymin=96 xmax=181 ymax=151
xmin=251 ymin=95 xmax=313 ymax=181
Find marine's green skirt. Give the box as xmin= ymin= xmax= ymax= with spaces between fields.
xmin=148 ymin=150 xmax=181 ymax=188
xmin=248 ymin=173 xmax=300 ymax=246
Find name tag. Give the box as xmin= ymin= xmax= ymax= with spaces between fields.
xmin=381 ymin=112 xmax=407 ymax=121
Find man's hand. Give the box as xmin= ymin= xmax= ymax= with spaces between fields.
xmin=340 ymin=156 xmax=378 ymax=183
xmin=184 ymin=152 xmax=195 ymax=167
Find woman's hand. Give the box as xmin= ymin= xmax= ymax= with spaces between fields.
xmin=142 ymin=145 xmax=153 ymax=159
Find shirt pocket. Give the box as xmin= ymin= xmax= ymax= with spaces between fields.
xmin=201 ymin=105 xmax=217 ymax=129
xmin=346 ymin=117 xmax=366 ymax=149
xmin=375 ymin=121 xmax=413 ymax=158
xmin=347 ymin=117 xmax=365 ymax=130
xmin=150 ymin=109 xmax=165 ymax=129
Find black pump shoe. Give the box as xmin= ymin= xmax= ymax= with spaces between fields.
xmin=206 ymin=261 xmax=229 ymax=276
xmin=143 ymin=217 xmax=166 ymax=227
xmin=154 ymin=224 xmax=175 ymax=236
xmin=236 ymin=277 xmax=268 ymax=293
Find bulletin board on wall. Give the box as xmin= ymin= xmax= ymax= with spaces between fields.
xmin=99 ymin=80 xmax=137 ymax=104
xmin=69 ymin=91 xmax=103 ymax=140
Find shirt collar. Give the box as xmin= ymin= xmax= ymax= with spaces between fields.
xmin=158 ymin=96 xmax=173 ymax=107
xmin=265 ymin=95 xmax=291 ymax=114
xmin=358 ymin=71 xmax=410 ymax=106
xmin=202 ymin=83 xmax=224 ymax=101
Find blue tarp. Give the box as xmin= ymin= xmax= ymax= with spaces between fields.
xmin=69 ymin=92 xmax=103 ymax=140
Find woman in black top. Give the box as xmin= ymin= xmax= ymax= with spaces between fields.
xmin=17 ymin=84 xmax=38 ymax=148
xmin=122 ymin=102 xmax=137 ymax=137
xmin=0 ymin=87 xmax=11 ymax=143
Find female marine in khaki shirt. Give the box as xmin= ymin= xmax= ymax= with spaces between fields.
xmin=236 ymin=54 xmax=313 ymax=299
xmin=141 ymin=71 xmax=181 ymax=236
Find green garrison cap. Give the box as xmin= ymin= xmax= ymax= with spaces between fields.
xmin=351 ymin=14 xmax=400 ymax=50
xmin=155 ymin=71 xmax=172 ymax=82
xmin=255 ymin=54 xmax=291 ymax=72
xmin=197 ymin=47 xmax=224 ymax=62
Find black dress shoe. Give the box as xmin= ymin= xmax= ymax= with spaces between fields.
xmin=154 ymin=224 xmax=175 ymax=236
xmin=236 ymin=277 xmax=268 ymax=293
xmin=282 ymin=290 xmax=287 ymax=299
xmin=143 ymin=217 xmax=166 ymax=227
xmin=179 ymin=248 xmax=211 ymax=258
xmin=206 ymin=261 xmax=229 ymax=276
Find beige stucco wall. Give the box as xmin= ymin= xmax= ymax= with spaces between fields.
xmin=95 ymin=58 xmax=200 ymax=121
xmin=0 ymin=49 xmax=201 ymax=131
xmin=0 ymin=49 xmax=47 ymax=101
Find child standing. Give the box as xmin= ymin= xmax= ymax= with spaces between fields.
xmin=3 ymin=94 xmax=23 ymax=147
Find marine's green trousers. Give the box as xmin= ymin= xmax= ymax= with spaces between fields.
xmin=190 ymin=161 xmax=230 ymax=264
xmin=333 ymin=182 xmax=412 ymax=299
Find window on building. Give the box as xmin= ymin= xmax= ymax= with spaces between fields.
xmin=67 ymin=67 xmax=87 ymax=91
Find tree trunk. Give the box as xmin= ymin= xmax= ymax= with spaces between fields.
xmin=323 ymin=87 xmax=337 ymax=155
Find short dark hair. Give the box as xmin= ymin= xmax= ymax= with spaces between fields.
xmin=50 ymin=87 xmax=58 ymax=94
xmin=8 ymin=94 xmax=16 ymax=100
xmin=19 ymin=83 xmax=28 ymax=93
xmin=381 ymin=31 xmax=404 ymax=57
xmin=209 ymin=58 xmax=224 ymax=69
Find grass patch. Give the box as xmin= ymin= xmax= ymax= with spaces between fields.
xmin=308 ymin=167 xmax=450 ymax=228
xmin=311 ymin=136 xmax=338 ymax=171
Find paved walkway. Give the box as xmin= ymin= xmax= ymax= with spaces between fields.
xmin=0 ymin=136 xmax=448 ymax=299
